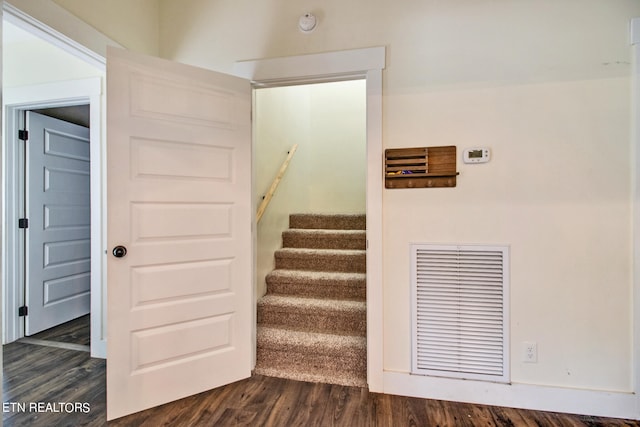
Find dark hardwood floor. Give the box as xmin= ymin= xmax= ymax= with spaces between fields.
xmin=3 ymin=318 xmax=640 ymax=426
xmin=30 ymin=314 xmax=91 ymax=346
xmin=3 ymin=340 xmax=105 ymax=426
xmin=109 ymin=375 xmax=640 ymax=427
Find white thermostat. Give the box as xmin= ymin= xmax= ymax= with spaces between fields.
xmin=463 ymin=147 xmax=491 ymax=164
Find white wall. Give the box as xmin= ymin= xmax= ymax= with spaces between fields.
xmin=3 ymin=23 xmax=103 ymax=87
xmin=156 ymin=0 xmax=639 ymax=397
xmin=255 ymin=81 xmax=366 ymax=215
xmin=255 ymin=80 xmax=366 ymax=296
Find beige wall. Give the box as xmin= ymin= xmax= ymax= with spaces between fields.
xmin=51 ymin=0 xmax=160 ymax=55
xmin=156 ymin=0 xmax=640 ymax=393
xmin=255 ymin=81 xmax=366 ymax=296
xmin=384 ymin=76 xmax=632 ymax=391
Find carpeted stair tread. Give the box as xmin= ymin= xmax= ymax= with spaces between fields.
xmin=276 ymin=247 xmax=366 ymax=256
xmin=275 ymin=248 xmax=366 ymax=273
xmin=258 ymin=295 xmax=366 ymax=336
xmin=259 ymin=294 xmax=366 ymax=312
xmin=252 ymin=366 xmax=367 ymax=388
xmin=289 ymin=213 xmax=366 ymax=230
xmin=266 ymin=269 xmax=366 ymax=300
xmin=255 ymin=327 xmax=367 ymax=387
xmin=283 ymin=228 xmax=366 ymax=250
xmin=257 ymin=326 xmax=366 ymax=352
xmin=266 ymin=269 xmax=366 ymax=284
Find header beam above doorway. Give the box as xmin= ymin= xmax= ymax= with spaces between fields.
xmin=233 ymin=46 xmax=386 ymax=86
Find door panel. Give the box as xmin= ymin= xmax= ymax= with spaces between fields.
xmin=26 ymin=111 xmax=91 ymax=335
xmin=106 ymin=47 xmax=252 ymax=420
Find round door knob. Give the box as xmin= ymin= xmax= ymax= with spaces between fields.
xmin=112 ymin=245 xmax=127 ymax=258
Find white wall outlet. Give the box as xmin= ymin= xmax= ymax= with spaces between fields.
xmin=523 ymin=341 xmax=537 ymax=363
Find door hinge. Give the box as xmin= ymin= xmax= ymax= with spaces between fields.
xmin=18 ymin=306 xmax=28 ymax=317
xmin=18 ymin=218 xmax=28 ymax=229
xmin=18 ymin=130 xmax=28 ymax=141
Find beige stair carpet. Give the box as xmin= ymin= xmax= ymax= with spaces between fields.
xmin=255 ymin=213 xmax=367 ymax=387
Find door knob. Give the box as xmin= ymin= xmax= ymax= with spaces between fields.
xmin=112 ymin=245 xmax=127 ymax=258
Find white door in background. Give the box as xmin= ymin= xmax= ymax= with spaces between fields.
xmin=106 ymin=47 xmax=252 ymax=420
xmin=26 ymin=111 xmax=91 ymax=336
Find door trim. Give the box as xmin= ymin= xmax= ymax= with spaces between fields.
xmin=3 ymin=78 xmax=105 ymax=357
xmin=234 ymin=46 xmax=386 ymax=391
xmin=631 ymin=16 xmax=640 ymax=408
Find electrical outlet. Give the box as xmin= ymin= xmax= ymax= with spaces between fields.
xmin=523 ymin=341 xmax=537 ymax=363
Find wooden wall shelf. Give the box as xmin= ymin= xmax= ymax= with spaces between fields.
xmin=385 ymin=146 xmax=458 ymax=189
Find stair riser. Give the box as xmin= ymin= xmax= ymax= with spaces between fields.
xmin=258 ymin=306 xmax=366 ymax=336
xmin=255 ymin=348 xmax=366 ymax=387
xmin=289 ymin=214 xmax=366 ymax=231
xmin=266 ymin=281 xmax=366 ymax=301
xmin=275 ymin=253 xmax=366 ymax=273
xmin=283 ymin=234 xmax=366 ymax=250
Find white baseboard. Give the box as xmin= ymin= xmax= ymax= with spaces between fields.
xmin=383 ymin=371 xmax=640 ymax=420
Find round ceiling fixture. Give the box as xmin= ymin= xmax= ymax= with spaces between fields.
xmin=298 ymin=13 xmax=317 ymax=33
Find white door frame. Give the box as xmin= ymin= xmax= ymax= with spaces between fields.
xmin=3 ymin=78 xmax=105 ymax=356
xmin=234 ymin=46 xmax=386 ymax=391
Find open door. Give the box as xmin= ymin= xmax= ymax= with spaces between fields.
xmin=25 ymin=111 xmax=91 ymax=335
xmin=106 ymin=47 xmax=252 ymax=420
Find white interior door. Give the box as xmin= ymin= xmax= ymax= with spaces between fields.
xmin=106 ymin=47 xmax=252 ymax=420
xmin=26 ymin=111 xmax=91 ymax=335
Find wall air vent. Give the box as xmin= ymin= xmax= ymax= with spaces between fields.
xmin=411 ymin=244 xmax=510 ymax=383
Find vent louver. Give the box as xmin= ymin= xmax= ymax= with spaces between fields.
xmin=411 ymin=244 xmax=510 ymax=383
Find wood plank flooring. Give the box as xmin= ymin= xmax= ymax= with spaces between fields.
xmin=109 ymin=375 xmax=640 ymax=427
xmin=3 ymin=317 xmax=640 ymax=426
xmin=3 ymin=341 xmax=105 ymax=426
xmin=30 ymin=314 xmax=90 ymax=346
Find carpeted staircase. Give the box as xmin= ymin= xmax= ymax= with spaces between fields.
xmin=255 ymin=213 xmax=367 ymax=387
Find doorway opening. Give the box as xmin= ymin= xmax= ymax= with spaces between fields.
xmin=235 ymin=46 xmax=385 ymax=390
xmin=4 ymin=96 xmax=100 ymax=349
xmin=253 ymin=80 xmax=367 ymax=385
xmin=22 ymin=108 xmax=91 ymax=337
xmin=2 ymin=20 xmax=105 ymax=357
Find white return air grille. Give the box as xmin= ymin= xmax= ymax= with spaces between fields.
xmin=411 ymin=244 xmax=510 ymax=383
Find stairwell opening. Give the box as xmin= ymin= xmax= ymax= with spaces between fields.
xmin=254 ymin=80 xmax=368 ymax=386
xmin=256 ymin=214 xmax=367 ymax=386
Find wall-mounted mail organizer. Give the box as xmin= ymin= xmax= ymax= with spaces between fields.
xmin=385 ymin=145 xmax=459 ymax=189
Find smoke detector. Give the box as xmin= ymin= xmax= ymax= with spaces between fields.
xmin=298 ymin=13 xmax=317 ymax=33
